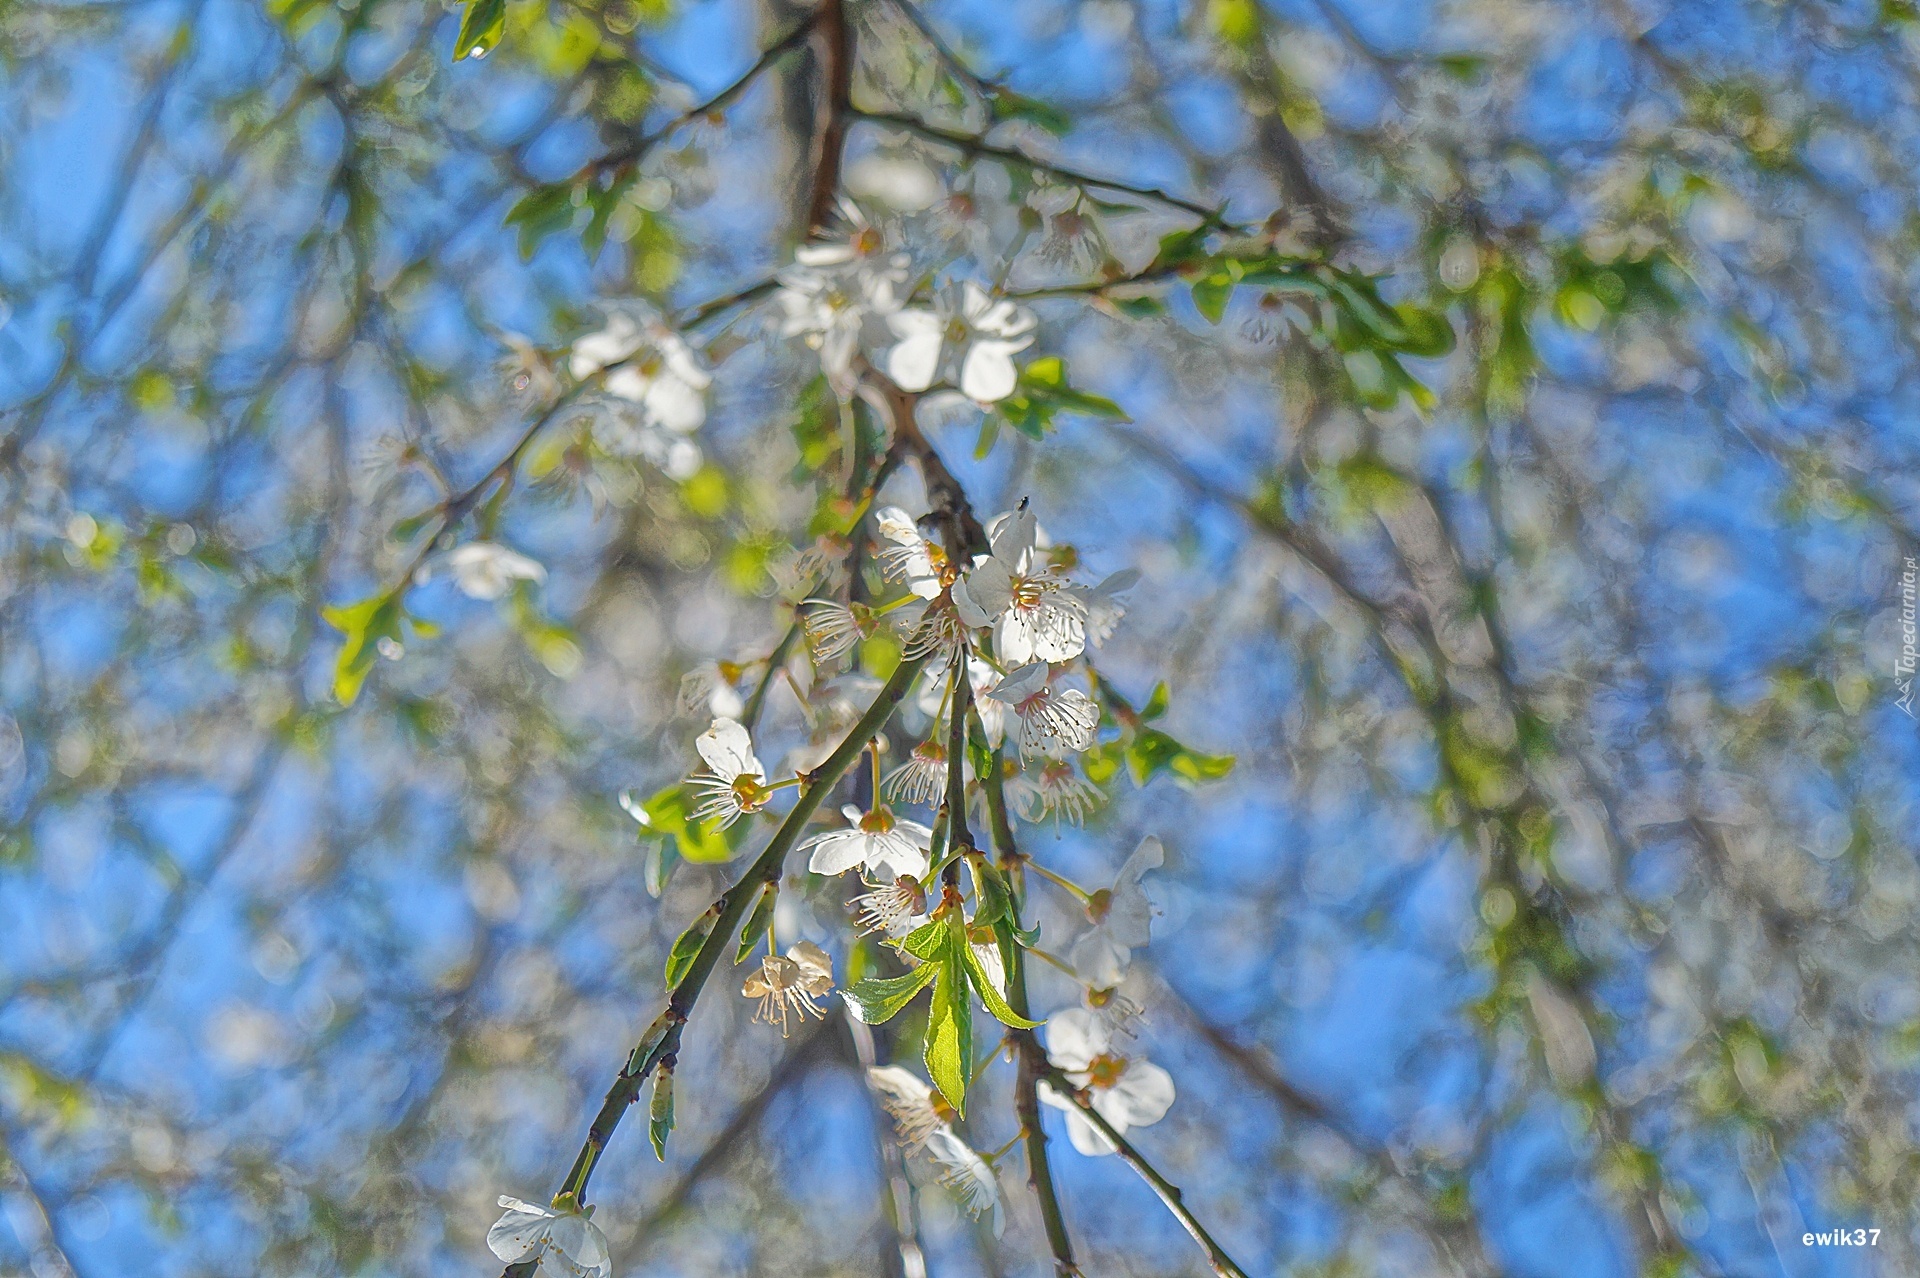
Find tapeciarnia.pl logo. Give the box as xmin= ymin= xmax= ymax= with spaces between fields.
xmin=1898 ymin=556 xmax=1917 ymax=719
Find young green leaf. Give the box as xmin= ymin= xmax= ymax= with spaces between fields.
xmin=899 ymin=919 xmax=945 ymax=962
xmin=664 ymin=908 xmax=718 ymax=989
xmin=648 ymin=1067 xmax=675 ymax=1161
xmin=923 ymin=952 xmax=973 ymax=1114
xmin=961 ymin=940 xmax=1043 ymax=1030
xmin=843 ymin=962 xmax=939 ymax=1025
xmin=453 ymin=0 xmax=505 ymax=62
xmin=735 ymin=883 xmax=778 ymax=964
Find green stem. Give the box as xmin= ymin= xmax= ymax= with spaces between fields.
xmin=1040 ymin=1065 xmax=1250 ymax=1278
xmin=552 ymin=651 xmax=928 ymax=1203
xmin=977 ymin=735 xmax=1079 ymax=1275
xmin=741 ymin=621 xmax=802 ymax=732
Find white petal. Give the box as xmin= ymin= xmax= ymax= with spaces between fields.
xmin=1106 ymin=836 xmax=1163 ymax=948
xmin=868 ymin=1065 xmax=933 ymax=1104
xmin=545 ymin=1214 xmax=611 ymax=1275
xmin=1109 ymin=1060 xmax=1176 ymax=1129
xmin=614 ymin=363 xmax=662 ymax=400
xmin=804 ymin=829 xmax=870 ymax=876
xmin=1062 ymin=1107 xmax=1117 ymax=1156
xmin=989 ymin=506 xmax=1037 ymax=567
xmin=643 ymin=374 xmax=706 ymax=433
xmin=952 ymin=560 xmax=1014 ymax=628
xmin=696 ymin=718 xmax=761 ymax=781
xmin=959 ymin=340 xmax=1022 ymax=404
xmin=1067 ymin=930 xmax=1131 ymax=989
xmin=487 ymin=1200 xmax=555 ymax=1262
xmin=986 ymin=663 xmax=1049 ymax=705
xmin=1043 ymin=1006 xmax=1109 ymax=1071
xmin=870 ymin=824 xmax=933 ymax=880
xmin=886 ymin=317 xmax=945 ymax=392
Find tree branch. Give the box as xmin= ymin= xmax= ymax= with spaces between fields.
xmin=1039 ymin=1067 xmax=1250 ymax=1278
xmin=805 ymin=0 xmax=855 ymax=234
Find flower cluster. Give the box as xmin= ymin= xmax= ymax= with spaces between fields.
xmin=568 ymin=303 xmax=711 ymax=479
xmin=772 ymin=203 xmax=1038 ymax=407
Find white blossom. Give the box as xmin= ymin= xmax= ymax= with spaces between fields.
xmin=1007 ymin=760 xmax=1104 ymax=826
xmin=569 ymin=308 xmax=711 ymax=434
xmin=1067 ymin=835 xmax=1163 ymax=987
xmin=775 ymin=206 xmax=908 ymax=384
xmin=1063 ymin=568 xmax=1139 ymax=649
xmin=689 ymin=717 xmax=768 ymax=828
xmin=885 ymin=282 xmax=1036 ymax=404
xmin=851 ymin=873 xmax=928 ymax=936
xmin=883 ymin=738 xmax=949 ymax=807
xmin=446 ymin=542 xmax=547 ymax=600
xmin=865 ymin=1067 xmax=1003 ymax=1235
xmin=950 ymin=507 xmax=1088 ymax=664
xmin=677 ymin=662 xmax=745 ymax=719
xmin=1038 ymin=1008 xmax=1176 ymax=1156
xmin=984 ymin=664 xmax=1099 ymax=760
xmin=874 ymin=507 xmax=946 ymax=599
xmin=487 ymin=1195 xmax=611 ymax=1278
xmin=801 ymin=803 xmax=933 ymax=880
xmin=926 ymin=1128 xmax=1005 ymax=1236
xmin=866 ymin=1064 xmax=952 ymax=1151
xmin=743 ymin=940 xmax=835 ymax=1035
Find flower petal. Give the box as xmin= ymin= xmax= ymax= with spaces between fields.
xmin=952 ymin=559 xmax=1015 ymax=628
xmin=1043 ymin=1006 xmax=1109 ymax=1071
xmin=696 ymin=718 xmax=761 ymax=781
xmin=959 ymin=340 xmax=1022 ymax=403
xmin=1109 ymin=1059 xmax=1176 ymax=1129
xmin=805 ymin=829 xmax=870 ymax=876
xmin=886 ymin=314 xmax=945 ymax=392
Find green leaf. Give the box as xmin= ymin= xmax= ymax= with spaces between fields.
xmin=900 ymin=919 xmax=946 ymax=962
xmin=322 ymin=593 xmax=402 ymax=706
xmin=453 ymin=0 xmax=505 ymax=61
xmin=924 ymin=943 xmax=973 ymax=1114
xmin=967 ymin=857 xmax=1012 ymax=930
xmin=648 ymin=1068 xmax=675 ymax=1161
xmin=843 ymin=962 xmax=939 ymax=1025
xmin=988 ymin=88 xmax=1072 ymax=136
xmin=735 ymin=883 xmax=778 ymax=964
xmin=582 ymin=173 xmax=635 ymax=263
xmin=504 ymin=183 xmax=578 ymax=261
xmin=1191 ymin=273 xmax=1234 ymax=324
xmin=1126 ymin=728 xmax=1236 ymax=786
xmin=1139 ymin=681 xmax=1170 ymax=722
xmin=961 ymin=939 xmax=1042 ymax=1029
xmin=1108 ymin=294 xmax=1167 ymax=319
xmin=664 ymin=910 xmax=717 ymax=989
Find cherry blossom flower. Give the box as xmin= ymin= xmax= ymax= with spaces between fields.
xmin=865 ymin=1067 xmax=1004 ymax=1235
xmin=984 ymin=664 xmax=1099 ymax=760
xmin=1007 ymin=759 xmax=1104 ymax=826
xmin=951 ymin=507 xmax=1088 ymax=664
xmin=1063 ymin=568 xmax=1139 ymax=649
xmin=926 ymin=1128 xmax=1005 ymax=1236
xmin=851 ymin=872 xmax=927 ymax=936
xmin=569 ymin=308 xmax=711 ymax=434
xmin=1067 ymin=835 xmax=1163 ymax=988
xmin=775 ymin=210 xmax=907 ymax=385
xmin=802 ymin=804 xmax=933 ymax=879
xmin=885 ymin=282 xmax=1036 ymax=404
xmin=883 ymin=739 xmax=949 ymax=806
xmin=874 ymin=507 xmax=947 ymax=599
xmin=487 ymin=1195 xmax=611 ymax=1278
xmin=688 ymin=717 xmax=768 ymax=828
xmin=866 ymin=1064 xmax=954 ymax=1152
xmin=743 ymin=940 xmax=834 ymax=1035
xmin=677 ymin=662 xmax=745 ymax=719
xmin=1038 ymin=1007 xmax=1176 ymax=1156
xmin=446 ymin=542 xmax=547 ymax=600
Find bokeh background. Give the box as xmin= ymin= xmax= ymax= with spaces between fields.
xmin=2 ymin=0 xmax=1919 ymax=1274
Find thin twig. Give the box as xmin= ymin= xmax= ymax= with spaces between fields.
xmin=1040 ymin=1067 xmax=1251 ymax=1278
xmin=852 ymin=107 xmax=1240 ymax=229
